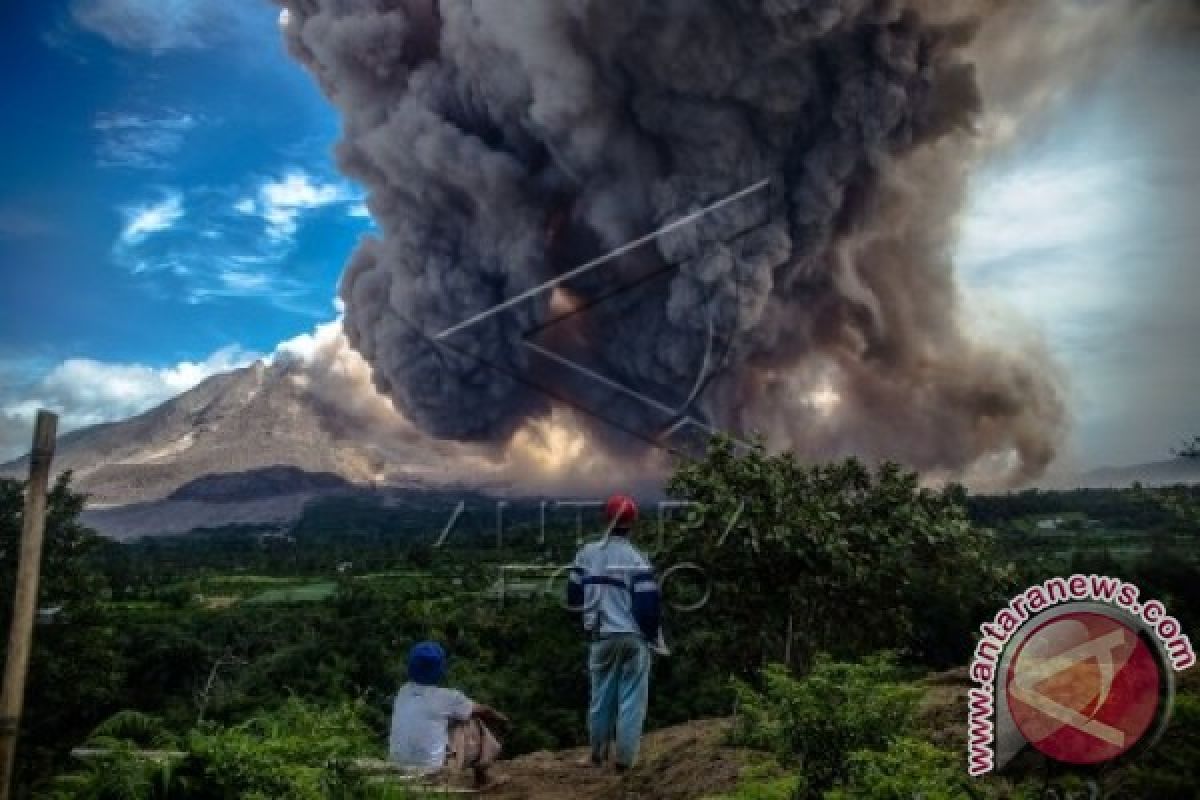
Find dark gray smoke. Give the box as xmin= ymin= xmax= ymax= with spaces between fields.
xmin=276 ymin=0 xmax=1086 ymax=484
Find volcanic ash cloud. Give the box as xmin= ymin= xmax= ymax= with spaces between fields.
xmin=275 ymin=0 xmax=1086 ymax=485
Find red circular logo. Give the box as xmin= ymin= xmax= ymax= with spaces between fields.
xmin=1005 ymin=611 xmax=1163 ymax=765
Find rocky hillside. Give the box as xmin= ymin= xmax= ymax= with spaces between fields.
xmin=0 ymin=359 xmax=473 ymax=538
xmin=5 ymin=362 xmax=363 ymax=503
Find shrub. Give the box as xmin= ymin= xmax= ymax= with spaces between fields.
xmin=1117 ymin=691 xmax=1200 ymax=799
xmin=824 ymin=737 xmax=990 ymax=799
xmin=47 ymin=699 xmax=384 ymax=799
xmin=707 ymin=768 xmax=804 ymax=800
xmin=731 ymin=654 xmax=919 ymax=796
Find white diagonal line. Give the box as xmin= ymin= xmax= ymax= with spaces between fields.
xmin=1013 ymin=630 xmax=1129 ymax=688
xmin=1009 ymin=686 xmax=1126 ymax=747
xmin=522 ymin=339 xmax=693 ymax=421
xmin=1010 ymin=628 xmax=1131 ymax=747
xmin=434 ymin=179 xmax=771 ymax=340
xmin=522 ymin=339 xmax=755 ymax=451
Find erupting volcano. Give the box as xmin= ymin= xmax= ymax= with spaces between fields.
xmin=271 ymin=0 xmax=1199 ymax=486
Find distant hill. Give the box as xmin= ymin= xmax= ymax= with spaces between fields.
xmin=166 ymin=466 xmax=352 ymax=504
xmin=1078 ymin=457 xmax=1200 ymax=488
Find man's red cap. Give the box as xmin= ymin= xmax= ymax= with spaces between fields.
xmin=605 ymin=494 xmax=638 ymax=528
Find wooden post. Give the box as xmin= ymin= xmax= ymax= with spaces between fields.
xmin=783 ymin=612 xmax=794 ymax=668
xmin=0 ymin=411 xmax=58 ymax=800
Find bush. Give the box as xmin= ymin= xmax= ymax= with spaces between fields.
xmin=1117 ymin=691 xmax=1200 ymax=799
xmin=731 ymin=654 xmax=919 ymax=796
xmin=707 ymin=767 xmax=804 ymax=800
xmin=824 ymin=737 xmax=991 ymax=800
xmin=193 ymin=698 xmax=382 ymax=798
xmin=47 ymin=699 xmax=385 ymax=800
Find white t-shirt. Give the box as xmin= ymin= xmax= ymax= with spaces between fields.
xmin=388 ymin=683 xmax=474 ymax=769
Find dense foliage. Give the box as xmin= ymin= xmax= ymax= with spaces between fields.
xmin=0 ymin=474 xmax=123 ymax=789
xmin=662 ymin=438 xmax=1010 ymax=670
xmin=46 ymin=700 xmax=393 ymax=800
xmin=729 ymin=659 xmax=1200 ymax=800
xmin=0 ymin=436 xmax=1196 ymax=798
xmin=731 ymin=655 xmax=920 ymax=796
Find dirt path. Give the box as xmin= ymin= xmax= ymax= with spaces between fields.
xmin=488 ymin=719 xmax=749 ymax=800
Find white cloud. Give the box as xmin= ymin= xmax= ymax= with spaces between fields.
xmin=957 ymin=159 xmax=1130 ymax=325
xmin=230 ymin=170 xmax=370 ymax=243
xmin=249 ymin=171 xmax=350 ymax=241
xmin=0 ymin=322 xmax=352 ymax=462
xmin=217 ymin=270 xmax=271 ymax=293
xmin=957 ymin=38 xmax=1200 ymax=469
xmin=183 ymin=272 xmax=307 ymax=307
xmin=120 ymin=192 xmax=184 ymax=245
xmin=110 ymin=183 xmax=330 ymax=313
xmin=0 ymin=345 xmax=260 ymax=460
xmin=69 ymin=0 xmax=247 ymax=53
xmin=109 ymin=172 xmax=362 ymax=313
xmin=94 ymin=109 xmax=198 ymax=169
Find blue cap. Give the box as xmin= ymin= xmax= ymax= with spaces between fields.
xmin=408 ymin=641 xmax=448 ymax=685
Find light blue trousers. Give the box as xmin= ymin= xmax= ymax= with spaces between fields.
xmin=588 ymin=633 xmax=652 ymax=767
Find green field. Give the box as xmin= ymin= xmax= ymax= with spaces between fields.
xmin=243 ymin=581 xmax=337 ymax=604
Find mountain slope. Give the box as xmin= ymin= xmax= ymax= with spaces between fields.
xmin=0 ymin=359 xmax=469 ymax=508
xmin=0 ymin=359 xmax=485 ymax=537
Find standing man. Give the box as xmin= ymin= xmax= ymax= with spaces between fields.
xmin=567 ymin=495 xmax=662 ymax=772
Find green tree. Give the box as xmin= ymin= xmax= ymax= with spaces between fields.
xmin=1157 ymin=435 xmax=1200 ymax=528
xmin=661 ymin=437 xmax=1007 ymax=672
xmin=0 ymin=474 xmax=124 ymax=792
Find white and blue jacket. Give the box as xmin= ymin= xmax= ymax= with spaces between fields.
xmin=567 ymin=535 xmax=661 ymax=641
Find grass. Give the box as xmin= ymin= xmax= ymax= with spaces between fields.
xmin=243 ymin=582 xmax=337 ymax=604
xmin=199 ymin=574 xmax=305 ymax=588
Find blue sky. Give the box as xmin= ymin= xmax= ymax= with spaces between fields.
xmin=0 ymin=0 xmax=1197 ymax=475
xmin=956 ymin=39 xmax=1200 ymax=474
xmin=0 ymin=0 xmax=374 ymax=454
xmin=0 ymin=0 xmax=372 ymax=355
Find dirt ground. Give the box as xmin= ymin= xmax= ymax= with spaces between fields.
xmin=435 ymin=664 xmax=1200 ymax=798
xmin=487 ymin=719 xmax=752 ymax=800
